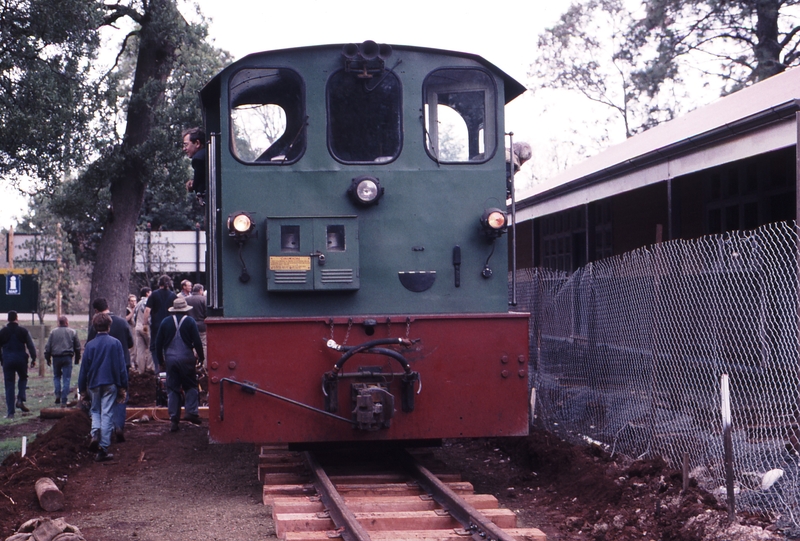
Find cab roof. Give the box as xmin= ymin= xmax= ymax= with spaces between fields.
xmin=201 ymin=42 xmax=527 ymax=108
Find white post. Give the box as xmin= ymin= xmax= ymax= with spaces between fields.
xmin=721 ymin=374 xmax=736 ymax=523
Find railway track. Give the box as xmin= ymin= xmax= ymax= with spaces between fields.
xmin=259 ymin=445 xmax=546 ymax=541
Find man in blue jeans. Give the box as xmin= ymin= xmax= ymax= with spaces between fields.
xmin=87 ymin=297 xmax=133 ymax=442
xmin=44 ymin=316 xmax=82 ymax=406
xmin=79 ymin=312 xmax=128 ymax=462
xmin=0 ymin=311 xmax=37 ymax=418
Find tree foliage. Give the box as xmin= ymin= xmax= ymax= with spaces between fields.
xmin=0 ymin=0 xmax=103 ymax=190
xmin=632 ymin=0 xmax=800 ymax=95
xmin=52 ymin=16 xmax=230 ymax=248
xmin=531 ymin=0 xmax=685 ymax=139
xmin=532 ymin=0 xmax=800 ymax=143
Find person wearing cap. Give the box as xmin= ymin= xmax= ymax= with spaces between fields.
xmin=0 ymin=311 xmax=37 ymax=418
xmin=185 ymin=283 xmax=207 ymax=366
xmin=154 ymin=297 xmax=204 ymax=432
xmin=44 ymin=316 xmax=82 ymax=406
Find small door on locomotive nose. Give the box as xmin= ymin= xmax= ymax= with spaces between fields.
xmin=266 ymin=216 xmax=360 ymax=292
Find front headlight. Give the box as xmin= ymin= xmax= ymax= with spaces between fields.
xmin=348 ymin=175 xmax=384 ymax=206
xmin=480 ymin=208 xmax=508 ymax=238
xmin=227 ymin=211 xmax=256 ymax=241
xmin=230 ymin=213 xmax=252 ymax=234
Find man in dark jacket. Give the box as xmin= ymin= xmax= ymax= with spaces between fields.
xmin=183 ymin=127 xmax=207 ymax=203
xmin=88 ymin=298 xmax=133 ymax=442
xmin=79 ymin=312 xmax=128 ymax=462
xmin=143 ymin=275 xmax=177 ymax=373
xmin=155 ymin=297 xmax=204 ymax=432
xmin=0 ymin=311 xmax=37 ymax=418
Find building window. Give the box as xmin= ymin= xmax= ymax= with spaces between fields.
xmin=593 ymin=200 xmax=613 ymax=260
xmin=541 ymin=208 xmax=585 ymax=271
xmin=704 ymin=151 xmax=794 ymax=234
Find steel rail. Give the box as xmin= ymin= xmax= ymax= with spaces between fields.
xmin=303 ymin=451 xmax=373 ymax=541
xmin=400 ymin=450 xmax=518 ymax=541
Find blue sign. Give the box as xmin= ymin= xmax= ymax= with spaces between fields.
xmin=6 ymin=274 xmax=21 ymax=295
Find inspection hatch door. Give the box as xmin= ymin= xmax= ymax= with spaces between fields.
xmin=266 ymin=216 xmax=359 ymax=291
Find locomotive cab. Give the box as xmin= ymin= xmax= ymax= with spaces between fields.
xmin=201 ymin=42 xmax=530 ymax=445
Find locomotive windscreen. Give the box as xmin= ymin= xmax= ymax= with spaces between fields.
xmin=327 ymin=71 xmax=402 ymax=163
xmin=229 ymin=68 xmax=306 ymax=163
xmin=423 ymin=68 xmax=496 ymax=163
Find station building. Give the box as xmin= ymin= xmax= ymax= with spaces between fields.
xmin=514 ymin=67 xmax=800 ymax=272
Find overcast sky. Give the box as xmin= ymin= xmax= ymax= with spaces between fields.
xmin=1 ymin=0 xmax=567 ymax=227
xmin=193 ymin=0 xmax=561 ymax=82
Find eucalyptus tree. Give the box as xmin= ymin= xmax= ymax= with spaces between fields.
xmin=5 ymin=0 xmax=230 ymax=317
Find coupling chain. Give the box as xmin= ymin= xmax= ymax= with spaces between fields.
xmin=329 ymin=317 xmax=407 ymax=343
xmin=330 ymin=318 xmax=354 ymax=345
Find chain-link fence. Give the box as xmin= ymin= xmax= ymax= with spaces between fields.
xmin=515 ymin=221 xmax=800 ymax=530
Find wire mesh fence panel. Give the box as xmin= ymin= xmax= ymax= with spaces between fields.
xmin=515 ymin=221 xmax=800 ymax=531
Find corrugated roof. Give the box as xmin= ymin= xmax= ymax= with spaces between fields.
xmin=518 ymin=66 xmax=800 ymax=208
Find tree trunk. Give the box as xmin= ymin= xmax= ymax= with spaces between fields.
xmin=754 ymin=0 xmax=784 ymax=81
xmin=90 ymin=0 xmax=183 ymax=316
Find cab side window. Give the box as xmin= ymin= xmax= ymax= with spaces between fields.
xmin=327 ymin=70 xmax=402 ymax=164
xmin=423 ymin=69 xmax=496 ymax=164
xmin=229 ymin=68 xmax=306 ymax=164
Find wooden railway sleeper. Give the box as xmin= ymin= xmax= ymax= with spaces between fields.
xmin=398 ymin=450 xmax=519 ymax=541
xmin=295 ymin=449 xmax=525 ymax=541
xmin=303 ymin=451 xmax=374 ymax=541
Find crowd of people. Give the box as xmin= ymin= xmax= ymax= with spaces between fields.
xmin=1 ymin=127 xmax=209 ymax=461
xmin=0 ymin=274 xmax=208 ymax=462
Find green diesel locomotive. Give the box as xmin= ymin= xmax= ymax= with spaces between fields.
xmin=201 ymin=41 xmax=530 ymax=444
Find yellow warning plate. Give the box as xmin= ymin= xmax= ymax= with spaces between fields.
xmin=270 ymin=256 xmax=311 ymax=271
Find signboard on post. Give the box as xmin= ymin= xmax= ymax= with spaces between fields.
xmin=7 ymin=273 xmax=21 ymax=295
xmin=0 ymin=269 xmax=38 ymax=313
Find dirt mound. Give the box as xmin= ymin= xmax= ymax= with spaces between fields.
xmin=0 ymin=412 xmax=94 ymax=535
xmin=126 ymin=371 xmax=157 ymax=406
xmin=0 ymin=372 xmax=159 ymax=537
xmin=436 ymin=428 xmax=782 ymax=540
xmin=520 ymin=429 xmax=625 ymax=508
xmin=0 ymin=373 xmax=161 ymax=534
xmin=125 ymin=369 xmax=208 ymax=407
